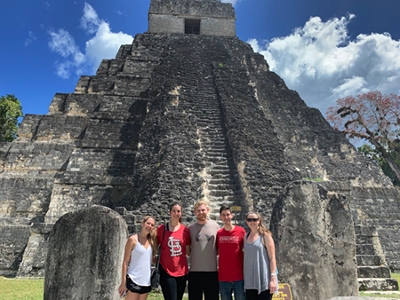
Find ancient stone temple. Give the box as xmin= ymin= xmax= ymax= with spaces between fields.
xmin=0 ymin=0 xmax=399 ymax=298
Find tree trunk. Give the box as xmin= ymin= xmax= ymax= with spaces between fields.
xmin=382 ymin=152 xmax=400 ymax=184
xmin=369 ymin=138 xmax=400 ymax=185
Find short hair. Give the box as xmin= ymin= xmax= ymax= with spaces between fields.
xmin=194 ymin=200 xmax=209 ymax=211
xmin=219 ymin=204 xmax=231 ymax=214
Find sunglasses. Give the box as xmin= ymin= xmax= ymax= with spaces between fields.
xmin=246 ymin=218 xmax=259 ymax=222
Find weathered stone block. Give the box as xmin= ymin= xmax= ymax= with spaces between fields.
xmin=1 ymin=143 xmax=74 ymax=171
xmin=17 ymin=115 xmax=42 ymax=140
xmin=358 ymin=278 xmax=399 ymax=291
xmin=271 ymin=181 xmax=358 ymax=300
xmin=357 ymin=255 xmax=384 ymax=266
xmin=33 ymin=115 xmax=89 ymax=142
xmin=0 ymin=177 xmax=53 ymax=223
xmin=358 ymin=266 xmax=391 ymax=278
xmin=81 ymin=119 xmax=142 ymax=149
xmin=44 ymin=206 xmax=127 ymax=300
xmin=0 ymin=225 xmax=30 ymax=277
xmin=17 ymin=223 xmax=53 ymax=277
xmin=44 ymin=184 xmax=132 ymax=224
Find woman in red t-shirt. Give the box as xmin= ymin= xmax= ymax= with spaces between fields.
xmin=157 ymin=202 xmax=191 ymax=300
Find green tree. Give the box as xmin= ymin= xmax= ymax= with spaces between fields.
xmin=326 ymin=91 xmax=400 ymax=184
xmin=358 ymin=144 xmax=400 ymax=186
xmin=0 ymin=94 xmax=23 ymax=142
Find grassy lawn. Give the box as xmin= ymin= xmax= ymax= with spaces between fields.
xmin=0 ymin=277 xmax=167 ymax=300
xmin=0 ymin=277 xmax=44 ymax=300
xmin=0 ymin=273 xmax=399 ymax=299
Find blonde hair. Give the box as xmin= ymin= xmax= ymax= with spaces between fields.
xmin=194 ymin=200 xmax=209 ymax=211
xmin=246 ymin=212 xmax=271 ymax=235
xmin=142 ymin=216 xmax=157 ymax=260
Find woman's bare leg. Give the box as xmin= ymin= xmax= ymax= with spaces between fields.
xmin=125 ymin=291 xmax=149 ymax=300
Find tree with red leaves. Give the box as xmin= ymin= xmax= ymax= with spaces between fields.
xmin=326 ymin=91 xmax=400 ymax=184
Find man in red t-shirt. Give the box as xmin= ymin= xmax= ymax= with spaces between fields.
xmin=216 ymin=205 xmax=246 ymax=300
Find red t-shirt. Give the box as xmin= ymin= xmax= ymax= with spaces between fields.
xmin=216 ymin=226 xmax=246 ymax=281
xmin=157 ymin=223 xmax=190 ymax=277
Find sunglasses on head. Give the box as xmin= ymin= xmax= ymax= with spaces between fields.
xmin=246 ymin=218 xmax=259 ymax=222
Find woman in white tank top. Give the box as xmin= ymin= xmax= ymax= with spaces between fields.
xmin=118 ymin=216 xmax=157 ymax=300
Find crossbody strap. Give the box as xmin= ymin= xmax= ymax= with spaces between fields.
xmin=155 ymin=222 xmax=167 ymax=268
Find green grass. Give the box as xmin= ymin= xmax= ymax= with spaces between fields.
xmin=0 ymin=277 xmax=171 ymax=300
xmin=0 ymin=277 xmax=44 ymax=300
xmin=0 ymin=274 xmax=399 ymax=299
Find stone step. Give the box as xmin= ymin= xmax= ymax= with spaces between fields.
xmin=356 ymin=234 xmax=374 ymax=244
xmin=200 ymin=126 xmax=224 ymax=133
xmin=203 ymin=144 xmax=227 ymax=150
xmin=208 ymin=183 xmax=234 ymax=190
xmin=203 ymin=162 xmax=229 ymax=169
xmin=209 ymin=189 xmax=235 ymax=197
xmin=208 ymin=195 xmax=238 ymax=203
xmin=358 ymin=278 xmax=399 ymax=291
xmin=355 ymin=225 xmax=378 ymax=236
xmin=201 ymin=135 xmax=225 ymax=142
xmin=202 ymin=146 xmax=227 ymax=152
xmin=357 ymin=266 xmax=391 ymax=278
xmin=208 ymin=168 xmax=231 ymax=176
xmin=208 ymin=173 xmax=231 ymax=180
xmin=202 ymin=142 xmax=226 ymax=148
xmin=204 ymin=150 xmax=227 ymax=156
xmin=356 ymin=244 xmax=376 ymax=255
xmin=209 ymin=179 xmax=231 ymax=186
xmin=203 ymin=156 xmax=228 ymax=164
xmin=357 ymin=255 xmax=385 ymax=266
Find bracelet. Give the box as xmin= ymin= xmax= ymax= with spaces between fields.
xmin=270 ymin=273 xmax=276 ymax=276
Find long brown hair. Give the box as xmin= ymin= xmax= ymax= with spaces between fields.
xmin=142 ymin=216 xmax=157 ymax=261
xmin=246 ymin=212 xmax=271 ymax=236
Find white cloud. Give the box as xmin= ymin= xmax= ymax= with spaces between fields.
xmin=24 ymin=31 xmax=37 ymax=47
xmin=85 ymin=22 xmax=134 ymax=73
xmin=248 ymin=14 xmax=400 ymax=117
xmin=48 ymin=2 xmax=133 ymax=79
xmin=80 ymin=2 xmax=101 ymax=34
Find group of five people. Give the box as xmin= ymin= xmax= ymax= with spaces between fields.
xmin=118 ymin=200 xmax=277 ymax=300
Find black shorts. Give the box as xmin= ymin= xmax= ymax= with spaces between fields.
xmin=126 ymin=275 xmax=152 ymax=294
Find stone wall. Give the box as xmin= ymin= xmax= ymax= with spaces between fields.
xmin=148 ymin=0 xmax=236 ymax=36
xmin=0 ymin=225 xmax=30 ymax=277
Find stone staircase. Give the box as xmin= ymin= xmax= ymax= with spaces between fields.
xmin=355 ymin=225 xmax=399 ymax=291
xmin=180 ymin=62 xmax=245 ymax=221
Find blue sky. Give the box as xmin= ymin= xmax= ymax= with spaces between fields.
xmin=1 ymin=0 xmax=400 ymax=120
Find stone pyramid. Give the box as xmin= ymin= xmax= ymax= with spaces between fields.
xmin=0 ymin=0 xmax=399 ymax=296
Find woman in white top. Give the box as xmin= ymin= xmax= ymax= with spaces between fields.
xmin=118 ymin=216 xmax=157 ymax=300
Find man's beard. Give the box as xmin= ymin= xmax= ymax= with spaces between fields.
xmin=196 ymin=214 xmax=207 ymax=221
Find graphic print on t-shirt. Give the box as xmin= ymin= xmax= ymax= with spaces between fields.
xmin=168 ymin=236 xmax=182 ymax=257
xmin=219 ymin=235 xmax=240 ymax=243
